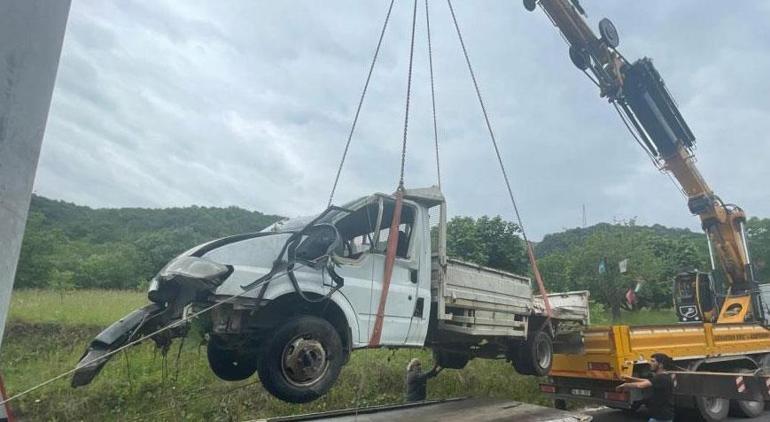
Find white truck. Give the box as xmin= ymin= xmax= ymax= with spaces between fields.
xmin=72 ymin=186 xmax=588 ymax=403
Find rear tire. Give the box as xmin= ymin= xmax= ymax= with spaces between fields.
xmin=695 ymin=395 xmax=730 ymax=422
xmin=207 ymin=336 xmax=258 ymax=381
xmin=513 ymin=330 xmax=553 ymax=376
xmin=554 ymin=398 xmax=567 ymax=410
xmin=257 ymin=315 xmax=343 ymax=403
xmin=433 ymin=349 xmax=470 ymax=369
xmin=730 ymin=369 xmax=765 ymax=418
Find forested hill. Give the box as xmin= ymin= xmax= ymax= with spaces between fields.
xmin=15 ymin=195 xmax=283 ymax=289
xmin=534 ymin=223 xmax=705 ymax=258
xmin=15 ymin=195 xmax=770 ymax=311
xmin=28 ymin=195 xmax=281 ymax=243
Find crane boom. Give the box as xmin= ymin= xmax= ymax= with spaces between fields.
xmin=524 ymin=0 xmax=760 ymax=322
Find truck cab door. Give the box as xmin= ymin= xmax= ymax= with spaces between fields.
xmin=366 ymin=198 xmax=421 ymax=346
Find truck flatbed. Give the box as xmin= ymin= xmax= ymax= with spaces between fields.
xmin=551 ymin=322 xmax=770 ymax=381
xmin=251 ymin=397 xmax=592 ymax=422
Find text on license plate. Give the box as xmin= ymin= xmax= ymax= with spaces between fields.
xmin=571 ymin=388 xmax=592 ymax=397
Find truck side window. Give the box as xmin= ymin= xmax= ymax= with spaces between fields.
xmin=374 ymin=200 xmax=415 ymax=259
xmin=332 ymin=197 xmax=416 ymax=260
xmin=333 ymin=201 xmax=381 ymax=260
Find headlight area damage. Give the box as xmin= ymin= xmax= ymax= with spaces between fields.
xmin=71 ymin=256 xmax=232 ymax=387
xmin=71 ymin=207 xmax=347 ymax=394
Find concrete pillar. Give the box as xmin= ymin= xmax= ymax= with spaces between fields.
xmin=0 ymin=0 xmax=71 ymax=350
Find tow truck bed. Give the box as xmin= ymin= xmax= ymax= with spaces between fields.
xmin=253 ymin=397 xmax=592 ymax=422
xmin=542 ymin=322 xmax=770 ymax=409
xmin=551 ymin=322 xmax=770 ymax=381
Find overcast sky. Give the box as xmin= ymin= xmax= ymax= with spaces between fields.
xmin=34 ymin=1 xmax=770 ymax=239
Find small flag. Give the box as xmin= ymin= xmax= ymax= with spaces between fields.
xmin=619 ymin=258 xmax=629 ymax=274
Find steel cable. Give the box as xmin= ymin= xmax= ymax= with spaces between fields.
xmin=446 ymin=0 xmax=553 ymax=318
xmin=398 ymin=0 xmax=420 ymax=189
xmin=425 ymin=0 xmax=442 ymax=188
xmin=328 ymin=0 xmax=396 ymax=207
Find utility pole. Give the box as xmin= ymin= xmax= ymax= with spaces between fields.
xmin=0 ymin=0 xmax=71 ymax=351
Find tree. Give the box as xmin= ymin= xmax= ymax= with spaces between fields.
xmin=48 ymin=268 xmax=75 ymax=301
xmin=747 ymin=217 xmax=770 ymax=283
xmin=536 ymin=223 xmax=707 ymax=319
xmin=446 ymin=215 xmax=527 ymax=274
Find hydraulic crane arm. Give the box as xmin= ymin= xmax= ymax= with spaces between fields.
xmin=523 ymin=0 xmax=758 ymax=318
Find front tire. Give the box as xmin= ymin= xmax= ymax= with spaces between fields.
xmin=258 ymin=315 xmax=343 ymax=403
xmin=207 ymin=336 xmax=258 ymax=381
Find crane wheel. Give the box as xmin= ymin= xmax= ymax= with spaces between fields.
xmin=523 ymin=0 xmax=537 ymax=12
xmin=598 ymin=18 xmax=619 ymax=48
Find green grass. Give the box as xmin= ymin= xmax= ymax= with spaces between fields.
xmin=9 ymin=289 xmax=147 ymax=326
xmin=589 ymin=303 xmax=678 ymax=326
xmin=0 ymin=290 xmax=677 ymax=421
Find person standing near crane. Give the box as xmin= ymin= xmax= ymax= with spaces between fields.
xmin=616 ymin=352 xmax=675 ymax=422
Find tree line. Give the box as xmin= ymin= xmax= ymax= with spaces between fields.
xmin=15 ymin=195 xmax=770 ymax=314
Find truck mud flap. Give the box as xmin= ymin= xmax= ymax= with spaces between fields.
xmin=71 ymin=303 xmax=164 ymax=387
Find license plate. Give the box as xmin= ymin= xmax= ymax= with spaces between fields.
xmin=571 ymin=388 xmax=592 ymax=397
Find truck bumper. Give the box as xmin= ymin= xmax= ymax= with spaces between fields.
xmin=71 ymin=303 xmax=165 ymax=387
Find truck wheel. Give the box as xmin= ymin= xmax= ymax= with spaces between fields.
xmin=554 ymin=399 xmax=567 ymax=410
xmin=730 ymin=369 xmax=765 ymax=417
xmin=513 ymin=330 xmax=553 ymax=376
xmin=523 ymin=0 xmax=537 ymax=12
xmin=695 ymin=395 xmax=730 ymax=422
xmin=257 ymin=315 xmax=343 ymax=403
xmin=207 ymin=336 xmax=258 ymax=381
xmin=433 ymin=350 xmax=470 ymax=369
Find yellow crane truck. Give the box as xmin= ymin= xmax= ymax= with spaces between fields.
xmin=521 ymin=1 xmax=770 ymax=420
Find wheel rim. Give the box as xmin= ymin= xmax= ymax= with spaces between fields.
xmin=536 ymin=337 xmax=552 ymax=369
xmin=703 ymin=397 xmax=726 ymax=415
xmin=281 ymin=335 xmax=329 ymax=387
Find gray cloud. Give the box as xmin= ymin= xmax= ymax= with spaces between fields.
xmin=34 ymin=0 xmax=770 ymax=239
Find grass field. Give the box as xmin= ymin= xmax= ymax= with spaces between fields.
xmin=1 ymin=289 xmax=676 ymax=421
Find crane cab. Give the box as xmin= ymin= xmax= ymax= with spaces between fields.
xmin=674 ymin=271 xmax=719 ymax=323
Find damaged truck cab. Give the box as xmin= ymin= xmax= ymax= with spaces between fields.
xmin=73 ymin=187 xmax=589 ymax=403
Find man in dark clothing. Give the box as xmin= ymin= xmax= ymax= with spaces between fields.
xmin=405 ymin=358 xmax=442 ymax=402
xmin=616 ymin=352 xmax=675 ymax=422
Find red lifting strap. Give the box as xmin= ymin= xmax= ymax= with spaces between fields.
xmin=527 ymin=243 xmax=552 ymax=320
xmin=0 ymin=373 xmax=16 ymax=422
xmin=369 ymin=189 xmax=404 ymax=346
